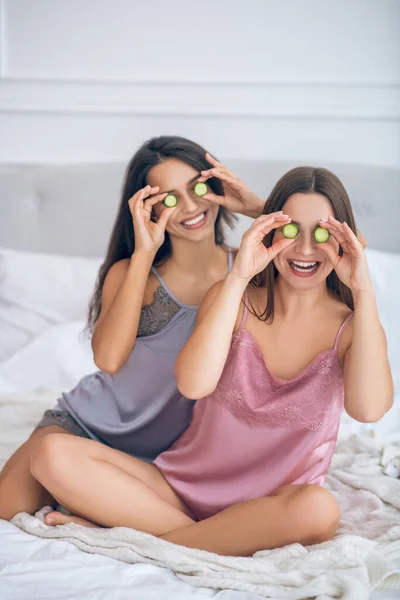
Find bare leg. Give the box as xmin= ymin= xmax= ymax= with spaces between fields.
xmin=30 ymin=434 xmax=340 ymax=556
xmin=161 ymin=484 xmax=341 ymax=556
xmin=0 ymin=425 xmax=77 ymax=521
xmin=30 ymin=433 xmax=194 ymax=536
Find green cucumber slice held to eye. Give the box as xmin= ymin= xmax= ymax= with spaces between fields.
xmin=282 ymin=223 xmax=299 ymax=239
xmin=163 ymin=194 xmax=178 ymax=208
xmin=194 ymin=182 xmax=208 ymax=197
xmin=314 ymin=227 xmax=330 ymax=243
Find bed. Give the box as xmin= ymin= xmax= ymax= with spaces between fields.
xmin=0 ymin=160 xmax=399 ymax=600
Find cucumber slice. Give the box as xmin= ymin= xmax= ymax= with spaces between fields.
xmin=282 ymin=223 xmax=299 ymax=239
xmin=163 ymin=194 xmax=178 ymax=208
xmin=194 ymin=182 xmax=208 ymax=197
xmin=314 ymin=227 xmax=329 ymax=243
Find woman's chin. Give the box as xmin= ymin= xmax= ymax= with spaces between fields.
xmin=276 ymin=264 xmax=330 ymax=288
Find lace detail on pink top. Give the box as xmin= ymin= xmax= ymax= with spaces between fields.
xmin=214 ymin=300 xmax=353 ymax=432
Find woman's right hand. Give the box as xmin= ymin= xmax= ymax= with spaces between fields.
xmin=128 ymin=185 xmax=177 ymax=254
xmin=231 ymin=212 xmax=296 ymax=281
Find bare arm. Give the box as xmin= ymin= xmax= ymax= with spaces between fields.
xmin=175 ymin=212 xmax=296 ymax=399
xmin=318 ymin=216 xmax=393 ymax=423
xmin=91 ymin=252 xmax=154 ymax=374
xmin=174 ymin=274 xmax=248 ymax=399
xmin=343 ymin=290 xmax=393 ymax=422
xmin=91 ymin=184 xmax=177 ymax=374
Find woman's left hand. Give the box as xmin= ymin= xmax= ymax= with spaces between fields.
xmin=197 ymin=153 xmax=264 ymax=219
xmin=318 ymin=217 xmax=373 ymax=293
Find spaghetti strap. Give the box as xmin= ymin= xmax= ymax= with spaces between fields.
xmin=151 ymin=266 xmax=168 ymax=291
xmin=239 ymin=290 xmax=249 ymax=330
xmin=334 ymin=312 xmax=354 ymax=351
xmin=151 ymin=267 xmax=198 ymax=311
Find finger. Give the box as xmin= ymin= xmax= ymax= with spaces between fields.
xmin=248 ymin=215 xmax=291 ymax=239
xmin=324 ymin=216 xmax=356 ymax=242
xmin=199 ymin=167 xmax=237 ymax=183
xmin=205 ymin=152 xmax=222 ymax=168
xmin=143 ymin=192 xmax=168 ymax=212
xmin=200 ymin=166 xmax=230 ymax=177
xmin=319 ymin=216 xmax=343 ymax=232
xmin=197 ymin=173 xmax=215 ymax=183
xmin=253 ymin=211 xmax=285 ymax=223
xmin=322 ymin=219 xmax=361 ymax=255
xmin=342 ymin=222 xmax=364 ymax=252
xmin=320 ymin=217 xmax=345 ymax=234
xmin=321 ymin=226 xmax=346 ymax=248
xmin=129 ymin=185 xmax=151 ymax=211
xmin=317 ymin=241 xmax=341 ymax=267
xmin=267 ymin=237 xmax=296 ymax=259
xmin=248 ymin=215 xmax=290 ymax=236
xmin=319 ymin=218 xmax=347 ymax=245
xmin=134 ymin=185 xmax=160 ymax=202
xmin=130 ymin=187 xmax=164 ymax=219
xmin=157 ymin=205 xmax=177 ymax=229
xmin=145 ymin=186 xmax=160 ymax=196
xmin=255 ymin=213 xmax=289 ymax=226
xmin=132 ymin=198 xmax=149 ymax=237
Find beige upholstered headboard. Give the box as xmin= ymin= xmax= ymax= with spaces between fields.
xmin=0 ymin=160 xmax=398 ymax=256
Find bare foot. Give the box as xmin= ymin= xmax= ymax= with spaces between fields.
xmin=44 ymin=511 xmax=99 ymax=528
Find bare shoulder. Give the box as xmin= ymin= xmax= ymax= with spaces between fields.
xmin=102 ymin=258 xmax=131 ymax=292
xmin=96 ymin=258 xmax=132 ymax=323
xmin=103 ymin=258 xmax=163 ymax=308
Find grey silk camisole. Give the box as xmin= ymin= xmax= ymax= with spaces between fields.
xmin=56 ymin=249 xmax=233 ymax=462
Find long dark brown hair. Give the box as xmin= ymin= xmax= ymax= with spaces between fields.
xmin=87 ymin=136 xmax=237 ymax=331
xmin=250 ymin=166 xmax=356 ymax=323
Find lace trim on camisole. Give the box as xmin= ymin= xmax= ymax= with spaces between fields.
xmin=217 ymin=328 xmax=346 ymax=431
xmin=213 ymin=294 xmax=353 ymax=431
xmin=137 ymin=248 xmax=233 ymax=337
xmin=137 ymin=287 xmax=181 ymax=337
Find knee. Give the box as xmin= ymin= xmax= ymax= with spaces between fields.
xmin=30 ymin=433 xmax=70 ymax=485
xmin=289 ymin=484 xmax=341 ymax=544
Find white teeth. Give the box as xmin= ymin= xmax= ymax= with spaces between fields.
xmin=182 ymin=212 xmax=205 ymax=226
xmin=291 ymin=261 xmax=317 ymax=267
xmin=291 ymin=264 xmax=316 ymax=273
xmin=289 ymin=260 xmax=319 ymax=274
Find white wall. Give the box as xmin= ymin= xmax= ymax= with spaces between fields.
xmin=0 ymin=0 xmax=399 ymax=166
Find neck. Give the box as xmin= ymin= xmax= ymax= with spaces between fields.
xmin=167 ymin=234 xmax=226 ymax=276
xmin=274 ymin=276 xmax=330 ymax=319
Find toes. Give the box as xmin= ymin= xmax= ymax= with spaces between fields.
xmin=44 ymin=511 xmax=98 ymax=528
xmin=44 ymin=511 xmax=69 ymax=526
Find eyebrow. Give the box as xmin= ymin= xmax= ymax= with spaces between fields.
xmin=162 ymin=174 xmax=200 ymax=194
xmin=289 ymin=219 xmax=323 ymax=228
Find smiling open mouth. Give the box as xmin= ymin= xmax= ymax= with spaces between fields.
xmin=288 ymin=260 xmax=321 ymax=276
xmin=181 ymin=211 xmax=208 ymax=229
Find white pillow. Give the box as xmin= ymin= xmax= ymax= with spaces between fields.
xmin=0 ymin=247 xmax=103 ymax=362
xmin=0 ymin=321 xmax=97 ymax=393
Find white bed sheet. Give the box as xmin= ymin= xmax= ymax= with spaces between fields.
xmin=1 ymin=520 xmax=399 ymax=600
xmin=0 ymin=520 xmax=258 ymax=600
xmin=1 ymin=390 xmax=400 ymax=600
